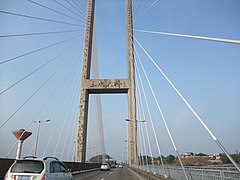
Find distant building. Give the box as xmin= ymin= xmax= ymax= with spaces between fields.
xmin=208 ymin=154 xmax=221 ymax=160
xmin=181 ymin=152 xmax=195 ymax=158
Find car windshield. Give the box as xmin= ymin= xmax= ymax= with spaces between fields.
xmin=11 ymin=160 xmax=44 ymax=174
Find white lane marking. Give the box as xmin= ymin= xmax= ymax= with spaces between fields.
xmin=100 ymin=171 xmax=113 ymax=180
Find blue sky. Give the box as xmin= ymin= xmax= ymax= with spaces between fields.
xmin=0 ymin=0 xmax=240 ymax=163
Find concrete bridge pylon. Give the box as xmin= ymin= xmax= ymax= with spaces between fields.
xmin=76 ymin=0 xmax=137 ymax=167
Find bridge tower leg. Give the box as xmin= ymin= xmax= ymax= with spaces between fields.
xmin=76 ymin=0 xmax=95 ymax=162
xmin=126 ymin=0 xmax=137 ymax=167
xmin=76 ymin=0 xmax=137 ymax=167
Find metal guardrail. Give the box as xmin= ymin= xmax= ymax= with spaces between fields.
xmin=130 ymin=167 xmax=172 ymax=180
xmin=140 ymin=165 xmax=240 ymax=180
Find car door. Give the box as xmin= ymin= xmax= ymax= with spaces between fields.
xmin=49 ymin=161 xmax=66 ymax=180
xmin=59 ymin=162 xmax=72 ymax=180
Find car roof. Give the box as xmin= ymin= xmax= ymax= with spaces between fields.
xmin=19 ymin=156 xmax=60 ymax=163
xmin=20 ymin=156 xmax=43 ymax=161
xmin=43 ymin=157 xmax=59 ymax=163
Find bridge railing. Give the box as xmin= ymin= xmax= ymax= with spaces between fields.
xmin=140 ymin=165 xmax=240 ymax=180
xmin=63 ymin=161 xmax=101 ymax=174
xmin=130 ymin=167 xmax=171 ymax=180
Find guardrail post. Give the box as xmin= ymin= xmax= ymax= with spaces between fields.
xmin=220 ymin=170 xmax=224 ymax=180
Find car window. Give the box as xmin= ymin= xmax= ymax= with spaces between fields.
xmin=50 ymin=162 xmax=67 ymax=173
xmin=50 ymin=162 xmax=60 ymax=173
xmin=59 ymin=163 xmax=67 ymax=172
xmin=11 ymin=160 xmax=44 ymax=174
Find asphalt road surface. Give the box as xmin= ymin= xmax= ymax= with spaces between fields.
xmin=73 ymin=167 xmax=142 ymax=180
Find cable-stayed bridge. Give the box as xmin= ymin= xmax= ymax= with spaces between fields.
xmin=0 ymin=0 xmax=240 ymax=179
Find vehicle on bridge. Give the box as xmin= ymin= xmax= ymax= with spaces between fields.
xmin=100 ymin=163 xmax=110 ymax=171
xmin=110 ymin=163 xmax=117 ymax=168
xmin=4 ymin=156 xmax=73 ymax=180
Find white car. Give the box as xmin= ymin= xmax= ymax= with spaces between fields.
xmin=100 ymin=163 xmax=110 ymax=171
xmin=4 ymin=156 xmax=73 ymax=180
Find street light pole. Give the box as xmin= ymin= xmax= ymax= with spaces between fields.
xmin=74 ymin=141 xmax=76 ymax=162
xmin=34 ymin=119 xmax=50 ymax=156
xmin=87 ymin=147 xmax=95 ymax=162
xmin=125 ymin=118 xmax=146 ymax=167
xmin=34 ymin=121 xmax=40 ymax=156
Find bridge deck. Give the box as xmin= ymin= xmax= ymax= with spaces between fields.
xmin=73 ymin=167 xmax=142 ymax=180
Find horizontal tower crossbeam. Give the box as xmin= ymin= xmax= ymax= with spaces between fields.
xmin=84 ymin=79 xmax=129 ymax=94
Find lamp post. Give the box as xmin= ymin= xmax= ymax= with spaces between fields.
xmin=74 ymin=141 xmax=76 ymax=162
xmin=125 ymin=119 xmax=145 ymax=167
xmin=124 ymin=146 xmax=128 ymax=164
xmin=34 ymin=119 xmax=50 ymax=156
xmin=87 ymin=147 xmax=95 ymax=162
